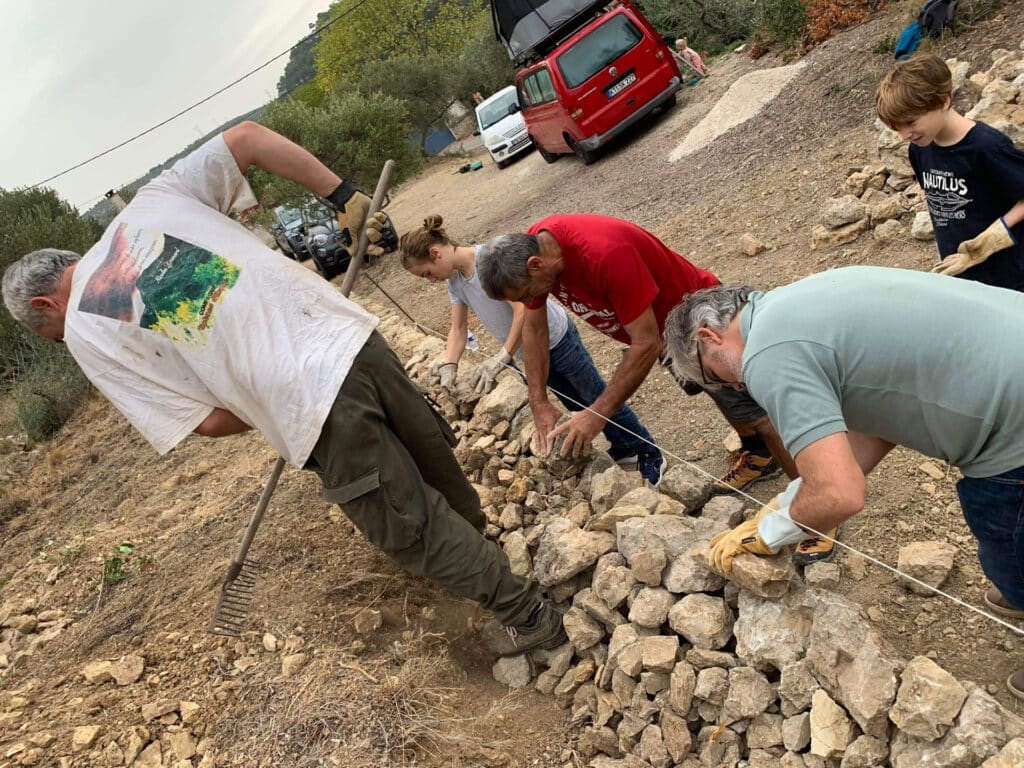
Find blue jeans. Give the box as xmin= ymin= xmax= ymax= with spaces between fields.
xmin=542 ymin=323 xmax=657 ymax=460
xmin=957 ymin=465 xmax=1024 ymax=610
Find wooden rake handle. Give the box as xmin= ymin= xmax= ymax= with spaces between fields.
xmin=209 ymin=159 xmax=397 ymax=634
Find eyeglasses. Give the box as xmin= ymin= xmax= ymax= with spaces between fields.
xmin=696 ymin=342 xmax=717 ymax=387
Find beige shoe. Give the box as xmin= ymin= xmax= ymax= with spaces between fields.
xmin=984 ymin=586 xmax=1024 ymax=619
xmin=714 ymin=451 xmax=782 ymax=493
xmin=793 ymin=527 xmax=841 ymax=566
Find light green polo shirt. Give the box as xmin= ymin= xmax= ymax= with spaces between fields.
xmin=739 ymin=266 xmax=1024 ymax=478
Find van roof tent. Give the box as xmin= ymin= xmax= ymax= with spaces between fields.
xmin=491 ymin=0 xmax=609 ymax=66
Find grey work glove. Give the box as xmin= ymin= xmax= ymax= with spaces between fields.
xmin=365 ymin=211 xmax=398 ymax=257
xmin=468 ymin=348 xmax=512 ymax=394
xmin=438 ymin=362 xmax=458 ymax=393
xmin=933 ymin=218 xmax=1016 ymax=276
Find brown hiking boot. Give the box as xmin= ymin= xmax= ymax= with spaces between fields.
xmin=793 ymin=527 xmax=840 ymax=566
xmin=984 ymin=586 xmax=1024 ymax=619
xmin=713 ymin=451 xmax=782 ymax=493
xmin=1008 ymin=669 xmax=1024 ymax=701
xmin=481 ymin=601 xmax=567 ymax=657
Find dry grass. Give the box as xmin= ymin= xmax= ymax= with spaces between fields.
xmin=212 ymin=635 xmax=504 ymax=767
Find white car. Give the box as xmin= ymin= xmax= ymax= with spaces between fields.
xmin=475 ymin=86 xmax=533 ymax=168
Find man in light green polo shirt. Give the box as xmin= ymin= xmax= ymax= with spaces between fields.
xmin=663 ymin=265 xmax=1024 ymax=698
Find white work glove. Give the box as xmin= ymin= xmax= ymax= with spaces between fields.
xmin=756 ymin=477 xmax=811 ymax=549
xmin=933 ymin=218 xmax=1016 ymax=276
xmin=438 ymin=363 xmax=458 ymax=392
xmin=468 ymin=348 xmax=512 ymax=394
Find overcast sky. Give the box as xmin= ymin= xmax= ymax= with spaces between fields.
xmin=0 ymin=0 xmax=332 ymax=211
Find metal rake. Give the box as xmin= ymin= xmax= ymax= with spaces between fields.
xmin=208 ymin=159 xmax=397 ymax=636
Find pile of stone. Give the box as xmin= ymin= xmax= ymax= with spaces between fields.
xmin=370 ymin=307 xmax=1024 ymax=768
xmin=372 ymin=305 xmax=1024 ymax=768
xmin=813 ymin=45 xmax=1024 ymax=252
xmin=0 ymin=598 xmax=69 ymax=676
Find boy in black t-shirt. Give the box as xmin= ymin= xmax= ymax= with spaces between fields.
xmin=876 ymin=53 xmax=1024 ymax=291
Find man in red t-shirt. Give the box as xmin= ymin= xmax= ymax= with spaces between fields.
xmin=477 ymin=215 xmax=802 ymax=504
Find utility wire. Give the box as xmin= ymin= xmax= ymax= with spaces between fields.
xmin=28 ymin=0 xmax=371 ymax=191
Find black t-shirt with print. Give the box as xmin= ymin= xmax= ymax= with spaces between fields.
xmin=910 ymin=121 xmax=1024 ymax=291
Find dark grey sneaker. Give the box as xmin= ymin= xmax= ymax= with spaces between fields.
xmin=482 ymin=601 xmax=567 ymax=657
xmin=638 ymin=451 xmax=667 ymax=487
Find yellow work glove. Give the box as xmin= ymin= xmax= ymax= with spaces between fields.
xmin=325 ymin=181 xmax=372 ymax=251
xmin=933 ymin=218 xmax=1016 ymax=277
xmin=708 ymin=497 xmax=780 ymax=575
xmin=365 ymin=211 xmax=398 ymax=258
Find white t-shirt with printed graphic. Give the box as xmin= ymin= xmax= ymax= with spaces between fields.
xmin=65 ymin=135 xmax=378 ymax=466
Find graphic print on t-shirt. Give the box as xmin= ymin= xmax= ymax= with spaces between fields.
xmin=78 ymin=222 xmax=240 ymax=349
xmin=921 ymin=169 xmax=974 ymax=227
xmin=557 ymin=288 xmax=622 ymax=336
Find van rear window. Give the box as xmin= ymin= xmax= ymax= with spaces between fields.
xmin=556 ymin=14 xmax=643 ymax=89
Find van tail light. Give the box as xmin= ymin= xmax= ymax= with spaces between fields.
xmin=570 ymin=109 xmax=583 ymax=120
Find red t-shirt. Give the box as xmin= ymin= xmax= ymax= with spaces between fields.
xmin=525 ymin=214 xmax=719 ymax=344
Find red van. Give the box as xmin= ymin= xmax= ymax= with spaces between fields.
xmin=512 ymin=0 xmax=681 ymax=165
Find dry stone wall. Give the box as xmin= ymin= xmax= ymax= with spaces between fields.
xmin=373 ymin=303 xmax=1024 ymax=768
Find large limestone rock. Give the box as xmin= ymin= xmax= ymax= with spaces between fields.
xmin=822 ymin=195 xmax=869 ymax=228
xmin=563 ymin=606 xmax=605 ymax=651
xmin=981 ymin=738 xmax=1024 ymax=767
xmin=730 ymin=551 xmax=796 ymax=599
xmin=493 ymin=654 xmax=533 ymax=688
xmin=734 ymin=589 xmax=813 ymax=671
xmin=911 ymin=211 xmax=934 ymax=241
xmin=473 ymin=375 xmax=528 ymax=426
xmin=890 ymin=683 xmax=1024 ymax=768
xmin=810 ymin=689 xmax=855 ymax=758
xmin=721 ymin=666 xmax=776 ymax=722
xmin=889 ymin=656 xmax=968 ymax=741
xmin=779 ymin=658 xmax=821 ymax=716
xmin=668 ymin=594 xmax=735 ymax=650
xmin=532 ymin=518 xmax=615 ymax=586
xmin=502 ymin=530 xmax=532 ymax=577
xmin=591 ymin=465 xmax=644 ymax=514
xmin=669 ymin=661 xmax=697 ymax=714
xmin=811 ymin=218 xmax=870 ymax=250
xmin=896 ymin=541 xmax=958 ymax=595
xmin=628 ymin=587 xmax=676 ymax=628
xmin=841 ymin=735 xmax=890 ymax=767
xmin=657 ymin=466 xmax=712 ymax=512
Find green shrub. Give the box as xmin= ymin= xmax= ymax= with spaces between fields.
xmin=761 ymin=0 xmax=809 ymax=46
xmin=252 ymin=93 xmax=420 ymax=208
xmin=634 ymin=0 xmax=757 ymax=52
xmin=10 ymin=340 xmax=90 ymax=442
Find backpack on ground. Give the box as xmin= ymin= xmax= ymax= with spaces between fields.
xmin=894 ymin=20 xmax=923 ymax=60
xmin=919 ymin=0 xmax=957 ymax=38
xmin=893 ymin=0 xmax=956 ymax=60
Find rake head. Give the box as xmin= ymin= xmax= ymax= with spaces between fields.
xmin=208 ymin=558 xmax=262 ymax=636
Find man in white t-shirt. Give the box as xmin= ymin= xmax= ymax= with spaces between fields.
xmin=1 ymin=121 xmax=565 ymax=656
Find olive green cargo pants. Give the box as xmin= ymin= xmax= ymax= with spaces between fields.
xmin=306 ymin=331 xmax=540 ymax=626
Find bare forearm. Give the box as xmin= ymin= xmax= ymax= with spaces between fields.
xmin=446 ymin=311 xmax=468 ymax=365
xmin=194 ymin=408 xmax=252 ymax=437
xmin=504 ymin=302 xmax=526 ymax=357
xmin=523 ymin=317 xmax=551 ymax=405
xmin=1002 ymin=200 xmax=1024 ymax=228
xmin=223 ymin=121 xmax=341 ymax=196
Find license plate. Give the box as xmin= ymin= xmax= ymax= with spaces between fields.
xmin=606 ymin=72 xmax=636 ymax=98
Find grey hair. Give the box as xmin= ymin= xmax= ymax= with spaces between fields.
xmin=2 ymin=248 xmax=81 ymax=330
xmin=662 ymin=284 xmax=754 ymax=390
xmin=476 ymin=233 xmax=540 ymax=299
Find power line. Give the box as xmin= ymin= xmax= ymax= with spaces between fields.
xmin=29 ymin=0 xmax=371 ymax=191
